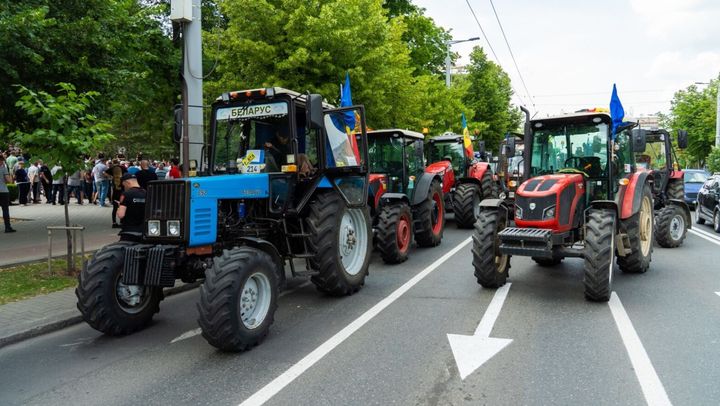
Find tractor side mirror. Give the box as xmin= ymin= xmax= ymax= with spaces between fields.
xmin=677 ymin=130 xmax=688 ymax=149
xmin=307 ymin=94 xmax=324 ymax=130
xmin=631 ymin=129 xmax=647 ymax=153
xmin=173 ymin=105 xmax=183 ymax=144
xmin=506 ymin=137 xmax=516 ymax=157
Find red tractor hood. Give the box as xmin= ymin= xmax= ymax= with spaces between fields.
xmin=517 ymin=173 xmax=584 ymax=197
xmin=425 ymin=161 xmax=451 ymax=175
xmin=515 ymin=173 xmax=585 ymax=233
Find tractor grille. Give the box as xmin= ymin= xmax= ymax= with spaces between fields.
xmin=515 ymin=194 xmax=556 ymax=221
xmin=145 ymin=181 xmax=186 ymax=221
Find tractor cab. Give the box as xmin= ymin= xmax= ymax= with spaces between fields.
xmin=426 ymin=133 xmax=475 ymax=179
xmin=631 ymin=128 xmax=688 ymax=201
xmin=366 ymin=129 xmax=426 ymax=207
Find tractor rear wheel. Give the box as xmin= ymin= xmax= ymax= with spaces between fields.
xmin=453 ymin=183 xmax=480 ymax=229
xmin=472 ymin=208 xmax=510 ymax=288
xmin=413 ymin=180 xmax=444 ymax=247
xmin=655 ymin=205 xmax=687 ymax=248
xmin=198 ymin=247 xmax=279 ymax=351
xmin=307 ymin=192 xmax=371 ymax=295
xmin=376 ymin=202 xmax=413 ymax=264
xmin=617 ymin=183 xmax=653 ymax=274
xmin=481 ymin=171 xmax=498 ymax=199
xmin=76 ymin=242 xmax=163 ymax=336
xmin=583 ymin=209 xmax=615 ymax=302
xmin=667 ymin=179 xmax=684 ymax=200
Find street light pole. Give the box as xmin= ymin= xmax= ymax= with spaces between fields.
xmin=696 ymin=81 xmax=720 ymax=148
xmin=445 ymin=37 xmax=480 ymax=88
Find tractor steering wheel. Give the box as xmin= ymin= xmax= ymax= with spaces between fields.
xmin=562 ymin=157 xmax=589 ymax=177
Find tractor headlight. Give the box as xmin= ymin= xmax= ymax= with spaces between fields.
xmin=543 ymin=205 xmax=556 ymax=220
xmin=167 ymin=220 xmax=181 ymax=237
xmin=515 ymin=206 xmax=523 ymax=219
xmin=148 ymin=220 xmax=161 ymax=237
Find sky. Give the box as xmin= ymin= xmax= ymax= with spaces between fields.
xmin=414 ymin=0 xmax=720 ymax=118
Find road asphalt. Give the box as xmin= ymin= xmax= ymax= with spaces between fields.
xmin=1 ymin=220 xmax=719 ymax=406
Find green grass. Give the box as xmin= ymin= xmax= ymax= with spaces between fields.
xmin=0 ymin=258 xmax=84 ymax=305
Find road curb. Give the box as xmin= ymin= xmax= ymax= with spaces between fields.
xmin=0 ymin=281 xmax=202 ymax=350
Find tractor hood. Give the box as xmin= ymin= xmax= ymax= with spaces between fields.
xmin=425 ymin=161 xmax=452 ymax=175
xmin=515 ymin=173 xmax=585 ymax=232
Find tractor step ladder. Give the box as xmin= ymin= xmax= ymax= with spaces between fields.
xmin=282 ymin=216 xmax=313 ymax=276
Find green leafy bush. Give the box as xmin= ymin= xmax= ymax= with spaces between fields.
xmin=707 ymin=147 xmax=720 ymax=173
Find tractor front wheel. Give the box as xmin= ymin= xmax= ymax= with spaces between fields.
xmin=453 ymin=183 xmax=480 ymax=229
xmin=376 ymin=203 xmax=413 ymax=264
xmin=307 ymin=192 xmax=371 ymax=295
xmin=667 ymin=179 xmax=684 ymax=200
xmin=472 ymin=209 xmax=510 ymax=288
xmin=584 ymin=209 xmax=615 ymax=302
xmin=76 ymin=242 xmax=163 ymax=336
xmin=198 ymin=247 xmax=279 ymax=351
xmin=413 ymin=180 xmax=444 ymax=247
xmin=655 ymin=205 xmax=687 ymax=248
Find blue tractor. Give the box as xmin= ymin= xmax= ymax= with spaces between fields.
xmin=76 ymin=88 xmax=372 ymax=351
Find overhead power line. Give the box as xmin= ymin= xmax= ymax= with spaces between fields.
xmin=488 ymin=0 xmax=535 ymax=112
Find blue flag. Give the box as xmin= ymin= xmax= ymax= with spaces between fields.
xmin=340 ymin=72 xmax=355 ymax=129
xmin=609 ymin=84 xmax=624 ymax=140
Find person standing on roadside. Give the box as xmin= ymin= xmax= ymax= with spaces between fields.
xmin=117 ymin=173 xmax=146 ymax=240
xmin=67 ymin=170 xmax=84 ymax=204
xmin=14 ymin=160 xmax=30 ymax=206
xmin=127 ymin=161 xmax=140 ymax=175
xmin=38 ymin=160 xmax=53 ymax=203
xmin=166 ymin=158 xmax=181 ymax=179
xmin=28 ymin=160 xmax=40 ymax=203
xmin=92 ymin=157 xmax=109 ymax=206
xmin=0 ymin=155 xmax=16 ymax=232
xmin=135 ymin=159 xmax=158 ymax=190
xmin=51 ymin=163 xmax=65 ymax=205
xmin=5 ymin=150 xmax=18 ymax=174
xmin=154 ymin=161 xmax=168 ymax=179
xmin=105 ymin=158 xmax=126 ymax=228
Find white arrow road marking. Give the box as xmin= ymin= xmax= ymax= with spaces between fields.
xmin=688 ymin=229 xmax=720 ymax=246
xmin=447 ymin=283 xmax=512 ymax=380
xmin=609 ymin=292 xmax=672 ymax=406
xmin=170 ymin=281 xmax=312 ymax=344
xmin=238 ymin=237 xmax=473 ymax=406
xmin=715 ymin=292 xmax=719 ymax=298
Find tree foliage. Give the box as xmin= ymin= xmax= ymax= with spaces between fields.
xmin=663 ymin=76 xmax=718 ymax=166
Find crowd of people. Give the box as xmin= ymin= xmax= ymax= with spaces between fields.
xmin=1 ymin=145 xmax=182 ymax=232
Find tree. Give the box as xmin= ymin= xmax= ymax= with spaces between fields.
xmin=707 ymin=147 xmax=720 ymax=173
xmin=461 ymin=47 xmax=521 ymax=152
xmin=664 ymin=77 xmax=718 ymax=167
xmin=13 ymin=83 xmax=115 ymax=274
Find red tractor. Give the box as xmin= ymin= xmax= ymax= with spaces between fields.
xmin=632 ymin=128 xmax=691 ymax=247
xmin=472 ymin=111 xmax=656 ymax=301
xmin=426 ymin=132 xmax=497 ymax=228
xmin=367 ymin=129 xmax=445 ymax=263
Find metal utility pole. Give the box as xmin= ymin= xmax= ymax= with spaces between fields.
xmin=172 ymin=0 xmax=203 ymax=177
xmin=445 ymin=37 xmax=480 ymax=88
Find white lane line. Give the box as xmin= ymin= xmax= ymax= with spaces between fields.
xmin=689 ymin=225 xmax=720 ymax=240
xmin=609 ymin=292 xmax=672 ymax=406
xmin=688 ymin=229 xmax=720 ymax=247
xmin=170 ymin=281 xmax=313 ymax=344
xmin=239 ymin=237 xmax=473 ymax=406
xmin=715 ymin=292 xmax=720 ymax=298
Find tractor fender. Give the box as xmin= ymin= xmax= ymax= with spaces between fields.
xmin=666 ymin=199 xmax=692 ymax=229
xmin=411 ymin=172 xmax=442 ymax=206
xmin=669 ymin=169 xmax=684 ymax=180
xmin=479 ymin=198 xmax=510 ymax=219
xmin=617 ymin=171 xmax=653 ymax=220
xmin=238 ymin=237 xmax=286 ymax=287
xmin=585 ymin=200 xmax=619 ymax=230
xmin=425 ymin=161 xmax=454 ymax=194
xmin=379 ymin=193 xmax=410 ymax=207
xmin=468 ymin=162 xmax=490 ymax=180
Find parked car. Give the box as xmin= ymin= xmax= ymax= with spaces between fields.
xmin=695 ymin=174 xmax=720 ymax=232
xmin=684 ymin=169 xmax=710 ymax=209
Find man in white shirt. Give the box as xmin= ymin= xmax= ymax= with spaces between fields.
xmin=92 ymin=158 xmax=109 ymax=207
xmin=27 ymin=161 xmax=40 ymax=203
xmin=51 ymin=164 xmax=65 ymax=205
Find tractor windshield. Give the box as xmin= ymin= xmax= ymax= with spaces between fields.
xmin=635 ymin=134 xmax=667 ymax=171
xmin=368 ymin=135 xmax=404 ymax=177
xmin=530 ymin=122 xmax=609 ymax=178
xmin=213 ymin=102 xmax=291 ymax=174
xmin=429 ymin=141 xmax=465 ymax=172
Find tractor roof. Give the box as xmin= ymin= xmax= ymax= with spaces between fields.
xmin=367 ymin=129 xmax=425 ymax=140
xmin=530 ymin=111 xmax=613 ymax=129
xmin=215 ymin=87 xmax=335 ymax=109
xmin=430 ymin=132 xmax=475 ymax=142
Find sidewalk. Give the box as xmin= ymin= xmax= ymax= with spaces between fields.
xmin=1 ymin=202 xmax=119 ymax=266
xmin=0 ymin=282 xmax=200 ymax=349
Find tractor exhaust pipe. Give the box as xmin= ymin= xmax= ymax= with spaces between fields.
xmin=520 ymin=106 xmax=531 ymax=183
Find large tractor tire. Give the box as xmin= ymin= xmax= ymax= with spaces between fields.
xmin=481 ymin=171 xmax=498 ymax=199
xmin=617 ymin=183 xmax=654 ymax=274
xmin=453 ymin=183 xmax=481 ymax=229
xmin=198 ymin=247 xmax=279 ymax=352
xmin=695 ymin=207 xmax=706 ymax=225
xmin=376 ymin=202 xmax=413 ymax=264
xmin=76 ymin=242 xmax=163 ymax=336
xmin=307 ymin=192 xmax=371 ymax=296
xmin=667 ymin=179 xmax=684 ymax=200
xmin=655 ymin=205 xmax=687 ymax=248
xmin=532 ymin=256 xmax=563 ymax=266
xmin=413 ymin=180 xmax=444 ymax=247
xmin=472 ymin=209 xmax=511 ymax=288
xmin=583 ymin=209 xmax=615 ymax=302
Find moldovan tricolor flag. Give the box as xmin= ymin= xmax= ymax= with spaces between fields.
xmin=461 ymin=113 xmax=474 ymax=158
xmin=340 ymin=72 xmax=361 ymax=163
